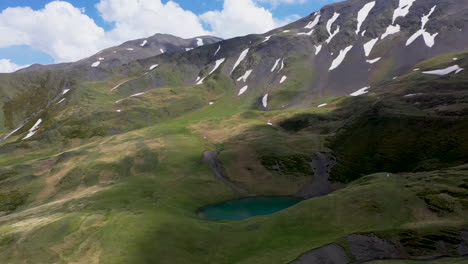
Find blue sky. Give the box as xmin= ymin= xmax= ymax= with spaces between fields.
xmin=0 ymin=0 xmax=335 ymax=71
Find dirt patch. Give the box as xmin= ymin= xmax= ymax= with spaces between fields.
xmin=202 ymin=150 xmax=248 ymax=194
xmin=289 ymin=243 xmax=349 ymax=264
xmin=0 ymin=185 xmax=108 ymax=225
xmin=296 ymin=152 xmax=337 ymax=199
xmin=36 ymin=157 xmax=85 ymax=201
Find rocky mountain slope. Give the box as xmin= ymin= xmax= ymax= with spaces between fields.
xmin=0 ymin=0 xmax=467 ymax=263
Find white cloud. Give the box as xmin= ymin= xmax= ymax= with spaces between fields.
xmin=0 ymin=59 xmax=28 ymax=73
xmin=0 ymin=1 xmax=109 ymax=62
xmin=0 ymin=0 xmax=301 ymax=64
xmin=96 ymin=0 xmax=209 ymax=41
xmin=200 ymin=0 xmax=293 ymax=38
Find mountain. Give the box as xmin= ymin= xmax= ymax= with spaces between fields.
xmin=0 ymin=0 xmax=467 ymax=263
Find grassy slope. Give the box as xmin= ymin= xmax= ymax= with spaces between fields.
xmin=0 ymin=54 xmax=466 ymax=264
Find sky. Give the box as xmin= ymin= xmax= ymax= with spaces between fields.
xmin=0 ymin=0 xmax=337 ymax=72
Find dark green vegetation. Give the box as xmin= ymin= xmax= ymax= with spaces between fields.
xmin=0 ymin=50 xmax=465 ymax=263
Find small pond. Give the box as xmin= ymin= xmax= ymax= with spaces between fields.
xmin=198 ymin=196 xmax=302 ymax=221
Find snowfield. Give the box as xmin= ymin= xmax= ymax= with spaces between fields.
xmin=231 ymin=49 xmax=249 ymax=74
xmin=329 ymin=46 xmax=353 ymax=71
xmin=237 ymin=70 xmax=253 ymax=82
xmin=351 ymin=86 xmax=370 ymax=96
xmin=406 ymin=5 xmax=438 ymax=48
xmin=356 ymin=1 xmax=376 ymax=34
xmin=364 ymin=38 xmax=378 ymax=57
xmin=422 ymin=65 xmax=464 ymax=75
xmin=238 ymin=85 xmax=249 ymax=96
xmin=23 ymin=119 xmax=42 ymax=140
xmin=262 ymin=94 xmax=269 ymax=108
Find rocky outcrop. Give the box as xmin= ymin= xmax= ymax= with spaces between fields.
xmin=296 ymin=153 xmax=337 ymax=199
xmin=201 ymin=150 xmax=248 ymax=194
xmin=290 ymin=228 xmax=468 ymax=264
xmin=346 ymin=234 xmax=405 ymax=262
xmin=289 ymin=243 xmax=349 ymax=264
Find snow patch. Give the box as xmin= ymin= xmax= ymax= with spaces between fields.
xmin=262 ymin=94 xmax=269 ymax=108
xmin=91 ymin=61 xmax=100 ymax=67
xmin=404 ymin=93 xmax=423 ymax=97
xmin=356 ymin=1 xmax=376 ymax=34
xmin=140 ymin=40 xmax=147 ymax=47
xmin=160 ymin=49 xmax=165 ymax=53
xmin=196 ymin=38 xmax=204 ymax=46
xmin=23 ymin=119 xmax=42 ymax=140
xmin=297 ymin=29 xmax=314 ymax=36
xmin=214 ymin=45 xmax=221 ymax=56
xmin=406 ymin=5 xmax=438 ymax=48
xmin=237 ymin=70 xmax=253 ymax=82
xmin=130 ymin=92 xmax=145 ymax=98
xmin=283 ymin=30 xmax=290 ymax=33
xmin=367 ymin=57 xmax=381 ymax=64
xmin=326 ymin=12 xmax=340 ymax=43
xmin=111 ymin=81 xmax=126 ymax=92
xmin=98 ymin=57 xmax=104 ymax=61
xmin=116 ymin=110 xmax=122 ymax=113
xmin=271 ymin=58 xmax=281 ymax=72
xmin=305 ymin=14 xmax=321 ymax=29
xmin=453 ymin=58 xmax=458 ymax=61
xmin=262 ymin=36 xmax=272 ymax=43
xmin=209 ymin=102 xmax=214 ymax=105
xmin=318 ymin=103 xmax=327 ymax=108
xmin=422 ymin=65 xmax=464 ymax=75
xmin=363 ymin=38 xmax=378 ymax=57
xmin=62 ymin=89 xmax=70 ymax=95
xmin=185 ymin=48 xmax=193 ymax=51
xmin=392 ymin=0 xmax=416 ymax=24
xmin=267 ymin=120 xmax=273 ymax=126
xmin=149 ymin=64 xmax=159 ymax=71
xmin=413 ymin=68 xmax=420 ymax=71
xmin=361 ymin=30 xmax=367 ymax=37
xmin=280 ymin=75 xmax=287 ymax=84
xmin=329 ymin=45 xmax=353 ymax=71
xmin=231 ymin=48 xmax=249 ymax=74
xmin=126 ymin=48 xmax=134 ymax=51
xmin=197 ymin=58 xmax=226 ymax=84
xmin=57 ymin=98 xmax=65 ymax=104
xmin=351 ymin=86 xmax=370 ymax=96
xmin=315 ymin=45 xmax=322 ymax=55
xmin=381 ymin=24 xmax=400 ymax=39
xmin=238 ymin=85 xmax=248 ymax=96
xmin=278 ymin=59 xmax=285 ymax=72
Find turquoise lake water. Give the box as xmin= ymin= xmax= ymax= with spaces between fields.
xmin=198 ymin=197 xmax=302 ymax=221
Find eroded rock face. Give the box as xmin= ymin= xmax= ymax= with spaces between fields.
xmin=346 ymin=234 xmax=405 ymax=262
xmin=458 ymin=229 xmax=468 ymax=255
xmin=290 ymin=243 xmax=349 ymax=264
xmin=201 ymin=150 xmax=247 ymax=194
xmin=296 ymin=153 xmax=337 ymax=199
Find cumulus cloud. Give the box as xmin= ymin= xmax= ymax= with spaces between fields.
xmin=0 ymin=1 xmax=110 ymax=62
xmin=0 ymin=0 xmax=302 ymax=64
xmin=0 ymin=59 xmax=28 ymax=73
xmin=96 ymin=0 xmax=209 ymax=41
xmin=200 ymin=0 xmax=293 ymax=38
